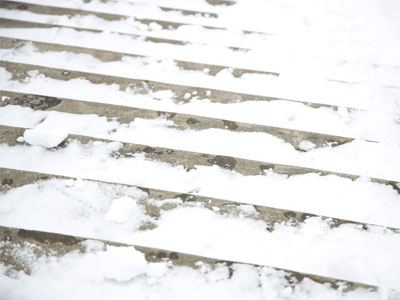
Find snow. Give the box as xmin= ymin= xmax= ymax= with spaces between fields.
xmin=1 ymin=105 xmax=399 ymax=181
xmin=1 ymin=0 xmax=400 ymax=297
xmin=23 ymin=128 xmax=68 ymax=148
xmin=1 ymin=40 xmax=400 ymax=114
xmin=0 ymin=241 xmax=387 ymax=300
xmin=105 ymin=196 xmax=143 ymax=224
xmin=1 ymin=65 xmax=400 ymax=145
xmin=0 ymin=179 xmax=400 ymax=289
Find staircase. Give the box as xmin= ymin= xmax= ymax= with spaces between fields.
xmin=1 ymin=0 xmax=400 ymax=298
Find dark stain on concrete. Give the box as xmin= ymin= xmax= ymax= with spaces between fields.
xmin=174 ymin=194 xmax=197 ymax=202
xmin=1 ymin=178 xmax=14 ymax=186
xmin=157 ymin=111 xmax=176 ymax=119
xmin=300 ymin=213 xmax=314 ymax=222
xmin=17 ymin=229 xmax=79 ymax=246
xmin=222 ymin=120 xmax=238 ymax=130
xmin=207 ymin=155 xmax=237 ymax=169
xmin=156 ymin=251 xmax=168 ymax=259
xmin=186 ymin=118 xmax=199 ymax=125
xmin=259 ymin=164 xmax=275 ymax=172
xmin=142 ymin=146 xmax=163 ymax=155
xmin=283 ymin=211 xmax=297 ymax=219
xmin=1 ymin=94 xmax=62 ymax=110
xmin=17 ymin=4 xmax=27 ymax=10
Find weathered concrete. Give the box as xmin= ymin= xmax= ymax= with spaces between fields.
xmin=0 ymin=90 xmax=353 ymax=150
xmin=0 ymin=225 xmax=377 ymax=292
xmin=0 ymin=60 xmax=334 ymax=108
xmin=1 ymin=125 xmax=398 ymax=192
xmin=0 ymin=36 xmax=278 ymax=77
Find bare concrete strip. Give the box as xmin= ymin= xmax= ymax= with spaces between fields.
xmin=1 ymin=125 xmax=398 ymax=192
xmin=0 ymin=60 xmax=334 ymax=109
xmin=0 ymin=90 xmax=353 ymax=150
xmin=0 ymin=36 xmax=278 ymax=77
xmin=0 ymin=225 xmax=376 ymax=292
xmin=3 ymin=167 xmax=393 ymax=232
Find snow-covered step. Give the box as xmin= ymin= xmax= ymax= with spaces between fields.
xmin=2 ymin=225 xmax=385 ymax=299
xmin=0 ymin=60 xmax=323 ymax=109
xmin=5 ymin=0 xmax=244 ymax=33
xmin=116 ymin=0 xmax=228 ymax=15
xmin=3 ymin=167 xmax=395 ymax=232
xmin=1 ymin=90 xmax=400 ymax=182
xmin=0 ymin=17 xmax=202 ymax=48
xmin=0 ymin=36 xmax=278 ymax=78
xmin=0 ymin=90 xmax=353 ymax=151
xmin=1 ymin=173 xmax=400 ymax=288
xmin=1 ymin=33 xmax=398 ymax=114
xmin=0 ymin=0 xmax=264 ymax=42
xmin=1 ymin=125 xmax=399 ymax=228
xmin=2 ymin=61 xmax=400 ymax=144
xmin=1 ymin=175 xmax=400 ymax=288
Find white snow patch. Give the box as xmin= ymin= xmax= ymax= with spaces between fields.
xmin=0 ymin=179 xmax=400 ymax=288
xmin=299 ymin=140 xmax=317 ymax=151
xmin=1 ymin=105 xmax=399 ymax=180
xmin=0 ymin=142 xmax=398 ymax=228
xmin=97 ymin=245 xmax=147 ymax=281
xmin=24 ymin=128 xmax=68 ymax=148
xmin=0 ymin=242 xmax=388 ymax=299
xmin=105 ymin=197 xmax=141 ymax=224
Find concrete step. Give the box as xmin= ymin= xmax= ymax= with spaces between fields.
xmin=0 ymin=16 xmax=250 ymax=53
xmin=1 ymin=124 xmax=398 ymax=193
xmin=0 ymin=36 xmax=278 ymax=78
xmin=0 ymin=90 xmax=353 ymax=151
xmin=0 ymin=0 xmax=235 ymax=32
xmin=0 ymin=60 xmax=339 ymax=109
xmin=0 ymin=225 xmax=376 ymax=293
xmin=2 ymin=167 xmax=393 ymax=231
